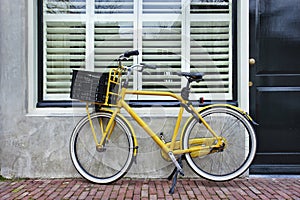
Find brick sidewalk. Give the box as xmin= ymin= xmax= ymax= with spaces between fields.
xmin=0 ymin=177 xmax=299 ymax=200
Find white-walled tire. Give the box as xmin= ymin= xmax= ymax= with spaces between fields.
xmin=182 ymin=107 xmax=256 ymax=181
xmin=70 ymin=112 xmax=134 ymax=184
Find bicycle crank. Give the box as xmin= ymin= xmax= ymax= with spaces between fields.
xmin=210 ymin=138 xmax=227 ymax=154
xmin=96 ymin=144 xmax=106 ymax=152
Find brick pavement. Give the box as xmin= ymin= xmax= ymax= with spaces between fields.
xmin=0 ymin=177 xmax=299 ymax=200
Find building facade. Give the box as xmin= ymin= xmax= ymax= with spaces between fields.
xmin=0 ymin=0 xmax=298 ymax=179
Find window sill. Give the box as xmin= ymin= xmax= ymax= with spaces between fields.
xmin=28 ymin=101 xmax=237 ymax=117
xmin=26 ymin=107 xmax=189 ymax=117
xmin=26 ymin=107 xmax=87 ymax=117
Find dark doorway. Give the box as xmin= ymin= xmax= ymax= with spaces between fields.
xmin=249 ymin=0 xmax=300 ymax=174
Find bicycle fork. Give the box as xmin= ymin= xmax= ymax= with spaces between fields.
xmin=86 ymin=103 xmax=118 ymax=151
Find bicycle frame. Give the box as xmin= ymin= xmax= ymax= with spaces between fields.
xmin=88 ymin=82 xmax=225 ymax=158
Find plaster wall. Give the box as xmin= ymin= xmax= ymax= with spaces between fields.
xmin=0 ymin=0 xmax=249 ymax=179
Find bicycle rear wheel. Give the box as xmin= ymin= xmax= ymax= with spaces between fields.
xmin=182 ymin=106 xmax=256 ymax=181
xmin=70 ymin=111 xmax=135 ymax=184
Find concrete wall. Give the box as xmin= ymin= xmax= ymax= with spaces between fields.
xmin=0 ymin=0 xmax=28 ymax=178
xmin=0 ymin=0 xmax=187 ymax=178
xmin=0 ymin=0 xmax=79 ymax=178
xmin=0 ymin=0 xmax=249 ymax=179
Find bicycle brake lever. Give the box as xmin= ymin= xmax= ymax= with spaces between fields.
xmin=116 ymin=57 xmax=129 ymax=61
xmin=140 ymin=63 xmax=157 ymax=70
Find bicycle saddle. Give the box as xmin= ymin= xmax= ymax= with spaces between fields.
xmin=177 ymin=72 xmax=204 ymax=82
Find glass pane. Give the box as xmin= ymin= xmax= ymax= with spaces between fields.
xmin=45 ymin=21 xmax=86 ymax=98
xmin=95 ymin=0 xmax=134 ymax=14
xmin=94 ymin=21 xmax=134 ymax=88
xmin=143 ymin=0 xmax=181 ymax=14
xmin=190 ymin=21 xmax=230 ymax=94
xmin=41 ymin=0 xmax=234 ymax=101
xmin=142 ymin=21 xmax=182 ymax=92
xmin=45 ymin=0 xmax=86 ymax=14
xmin=191 ymin=0 xmax=229 ymax=14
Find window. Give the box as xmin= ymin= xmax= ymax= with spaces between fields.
xmin=38 ymin=0 xmax=236 ymax=105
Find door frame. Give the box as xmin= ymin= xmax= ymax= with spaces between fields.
xmin=237 ymin=0 xmax=250 ymax=112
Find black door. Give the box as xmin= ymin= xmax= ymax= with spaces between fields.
xmin=249 ymin=0 xmax=300 ymax=174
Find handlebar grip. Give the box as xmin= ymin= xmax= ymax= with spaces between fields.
xmin=124 ymin=50 xmax=139 ymax=58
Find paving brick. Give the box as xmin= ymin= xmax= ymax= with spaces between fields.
xmin=150 ymin=194 xmax=158 ymax=200
xmin=94 ymin=191 xmax=103 ymax=199
xmin=0 ymin=177 xmax=299 ymax=199
xmin=133 ymin=194 xmax=141 ymax=200
xmin=125 ymin=188 xmax=134 ymax=198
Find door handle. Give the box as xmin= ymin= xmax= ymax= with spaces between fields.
xmin=249 ymin=58 xmax=256 ymax=65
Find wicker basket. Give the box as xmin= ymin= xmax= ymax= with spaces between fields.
xmin=70 ymin=69 xmax=120 ymax=106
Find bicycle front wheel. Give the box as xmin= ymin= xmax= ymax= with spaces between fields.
xmin=70 ymin=111 xmax=135 ymax=184
xmin=182 ymin=106 xmax=256 ymax=181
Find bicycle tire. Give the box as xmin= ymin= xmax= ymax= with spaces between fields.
xmin=70 ymin=111 xmax=135 ymax=184
xmin=182 ymin=106 xmax=256 ymax=181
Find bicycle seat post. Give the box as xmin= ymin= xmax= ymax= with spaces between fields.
xmin=181 ymin=81 xmax=191 ymax=101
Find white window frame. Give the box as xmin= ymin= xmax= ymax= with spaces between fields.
xmin=27 ymin=0 xmax=251 ymax=116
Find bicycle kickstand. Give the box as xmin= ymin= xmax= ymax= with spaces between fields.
xmin=168 ymin=155 xmax=184 ymax=194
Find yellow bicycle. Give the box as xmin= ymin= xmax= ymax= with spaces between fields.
xmin=70 ymin=50 xmax=257 ymax=193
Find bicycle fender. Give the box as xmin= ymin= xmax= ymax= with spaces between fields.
xmin=198 ymin=104 xmax=259 ymax=126
xmin=99 ymin=108 xmax=139 ymax=157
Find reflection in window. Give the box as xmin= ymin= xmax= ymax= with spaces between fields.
xmin=40 ymin=0 xmax=234 ymax=101
xmin=45 ymin=0 xmax=86 ymax=14
xmin=191 ymin=0 xmax=229 ymax=13
xmin=143 ymin=0 xmax=181 ymax=14
xmin=95 ymin=0 xmax=134 ymax=14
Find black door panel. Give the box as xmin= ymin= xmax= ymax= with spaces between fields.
xmin=250 ymin=0 xmax=300 ymax=174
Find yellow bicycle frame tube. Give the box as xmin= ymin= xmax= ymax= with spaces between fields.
xmin=94 ymin=106 xmax=139 ymax=157
xmin=119 ymin=88 xmax=222 ymax=154
xmin=113 ymin=88 xmax=188 ymax=154
xmin=120 ymin=99 xmax=171 ymax=154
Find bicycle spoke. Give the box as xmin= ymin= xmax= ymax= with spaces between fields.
xmin=70 ymin=112 xmax=134 ymax=184
xmin=183 ymin=107 xmax=256 ymax=181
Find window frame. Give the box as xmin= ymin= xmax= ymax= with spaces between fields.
xmin=37 ymin=0 xmax=237 ymax=108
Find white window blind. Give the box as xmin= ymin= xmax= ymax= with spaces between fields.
xmin=93 ymin=0 xmax=135 ymax=89
xmin=190 ymin=21 xmax=230 ymax=94
xmin=45 ymin=0 xmax=86 ymax=14
xmin=94 ymin=21 xmax=134 ymax=71
xmin=143 ymin=0 xmax=181 ymax=14
xmin=42 ymin=0 xmax=233 ymax=101
xmin=46 ymin=22 xmax=86 ymax=96
xmin=44 ymin=0 xmax=87 ymax=100
xmin=141 ymin=21 xmax=182 ymax=92
xmin=189 ymin=0 xmax=232 ymax=99
xmin=94 ymin=0 xmax=134 ymax=14
xmin=139 ymin=0 xmax=182 ymax=95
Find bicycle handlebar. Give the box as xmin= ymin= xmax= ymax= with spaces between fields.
xmin=118 ymin=50 xmax=157 ymax=71
xmin=119 ymin=50 xmax=157 ymax=87
xmin=123 ymin=50 xmax=139 ymax=58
